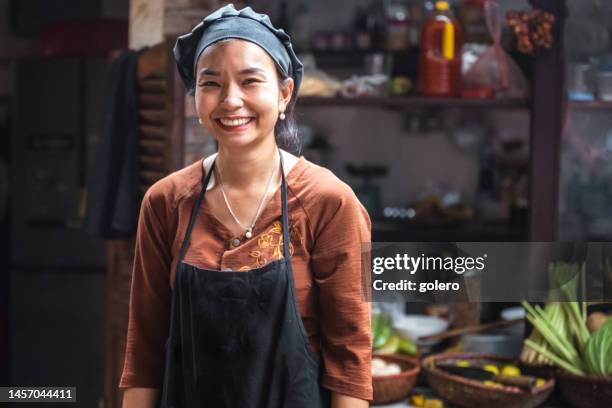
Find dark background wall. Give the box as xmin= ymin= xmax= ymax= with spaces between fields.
xmin=2 ymin=0 xmax=128 ymax=406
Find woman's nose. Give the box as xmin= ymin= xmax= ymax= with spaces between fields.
xmin=220 ymin=83 xmax=243 ymax=109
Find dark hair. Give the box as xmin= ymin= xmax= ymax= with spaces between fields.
xmin=275 ymin=75 xmax=300 ymax=155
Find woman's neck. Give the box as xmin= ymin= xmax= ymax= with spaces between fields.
xmin=216 ymin=139 xmax=279 ymax=189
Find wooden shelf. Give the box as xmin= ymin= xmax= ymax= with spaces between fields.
xmin=372 ymin=219 xmax=528 ymax=241
xmin=298 ymin=96 xmax=530 ymax=110
xmin=568 ymin=100 xmax=612 ymax=110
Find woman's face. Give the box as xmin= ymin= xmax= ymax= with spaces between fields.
xmin=194 ymin=39 xmax=294 ymax=149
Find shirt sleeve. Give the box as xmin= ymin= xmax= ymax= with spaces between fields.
xmin=119 ymin=188 xmax=172 ymax=388
xmin=310 ymin=185 xmax=373 ymax=401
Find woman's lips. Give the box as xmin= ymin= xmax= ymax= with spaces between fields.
xmin=215 ymin=117 xmax=253 ymax=132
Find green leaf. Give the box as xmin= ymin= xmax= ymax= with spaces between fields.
xmin=377 ymin=335 xmax=400 ymax=354
xmin=583 ymin=319 xmax=612 ymax=376
xmin=373 ymin=319 xmax=391 ymax=350
xmin=397 ymin=334 xmax=418 ymax=356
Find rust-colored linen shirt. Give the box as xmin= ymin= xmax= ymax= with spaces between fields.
xmin=119 ymin=156 xmax=373 ymax=401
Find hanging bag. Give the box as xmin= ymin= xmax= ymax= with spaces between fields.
xmin=463 ymin=0 xmax=529 ymax=99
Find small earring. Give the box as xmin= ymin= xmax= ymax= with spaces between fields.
xmin=279 ymin=112 xmax=286 ymax=120
xmin=198 ymin=118 xmax=202 ymax=124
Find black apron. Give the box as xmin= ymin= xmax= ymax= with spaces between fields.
xmin=159 ymin=155 xmax=331 ymax=408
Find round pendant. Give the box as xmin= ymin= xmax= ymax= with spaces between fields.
xmin=245 ymin=229 xmax=253 ymax=239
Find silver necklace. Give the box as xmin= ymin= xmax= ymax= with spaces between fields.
xmin=216 ymin=153 xmax=279 ymax=239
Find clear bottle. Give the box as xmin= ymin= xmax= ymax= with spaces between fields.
xmin=385 ymin=0 xmax=411 ymax=51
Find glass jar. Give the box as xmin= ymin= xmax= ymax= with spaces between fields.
xmin=567 ymin=63 xmax=595 ymax=101
xmin=596 ymin=71 xmax=612 ymax=101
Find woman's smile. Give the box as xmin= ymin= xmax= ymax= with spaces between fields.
xmin=215 ymin=116 xmax=254 ymax=132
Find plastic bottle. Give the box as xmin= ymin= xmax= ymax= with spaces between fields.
xmin=418 ymin=0 xmax=463 ymax=97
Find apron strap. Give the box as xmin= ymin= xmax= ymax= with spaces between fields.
xmin=279 ymin=152 xmax=291 ymax=261
xmin=177 ymin=160 xmax=215 ymax=264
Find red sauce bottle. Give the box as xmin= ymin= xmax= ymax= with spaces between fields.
xmin=418 ymin=1 xmax=463 ymax=97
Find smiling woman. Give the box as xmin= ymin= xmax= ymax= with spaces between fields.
xmin=119 ymin=5 xmax=372 ymax=408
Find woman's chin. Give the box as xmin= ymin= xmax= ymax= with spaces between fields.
xmin=214 ymin=129 xmax=276 ymax=150
xmin=215 ymin=133 xmax=261 ymax=150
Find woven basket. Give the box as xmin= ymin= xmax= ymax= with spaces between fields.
xmin=372 ymin=354 xmax=420 ymax=405
xmin=557 ymin=371 xmax=612 ymax=408
xmin=422 ymin=352 xmax=555 ymax=408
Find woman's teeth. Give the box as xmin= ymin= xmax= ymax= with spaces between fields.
xmin=218 ymin=117 xmax=251 ymax=127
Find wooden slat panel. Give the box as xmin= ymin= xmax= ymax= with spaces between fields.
xmin=139 ymin=125 xmax=167 ymax=140
xmin=139 ymin=109 xmax=166 ymax=125
xmin=140 ymin=154 xmax=166 ymax=169
xmin=108 ymin=300 xmax=129 ymax=328
xmin=140 ymin=170 xmax=165 ymax=184
xmin=140 ymin=164 xmax=166 ymax=173
xmin=139 ymin=139 xmax=166 ymax=155
xmin=139 ymin=93 xmax=166 ymax=109
xmin=107 ymin=40 xmax=186 ymax=408
xmin=105 ymin=238 xmax=134 ymax=408
xmin=139 ymin=79 xmax=166 ymax=93
xmin=169 ymin=60 xmax=185 ymax=170
xmin=137 ymin=43 xmax=169 ymax=81
xmin=109 ymin=298 xmax=129 ymax=315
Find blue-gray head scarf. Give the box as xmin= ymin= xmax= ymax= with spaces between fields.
xmin=173 ymin=4 xmax=303 ymax=98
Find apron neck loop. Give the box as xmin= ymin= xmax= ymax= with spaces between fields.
xmin=178 ymin=150 xmax=291 ymax=265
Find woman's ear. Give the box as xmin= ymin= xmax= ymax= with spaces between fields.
xmin=279 ymin=78 xmax=294 ymax=111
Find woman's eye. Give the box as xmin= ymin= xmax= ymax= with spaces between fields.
xmin=243 ymin=78 xmax=260 ymax=85
xmin=199 ymin=81 xmax=219 ymax=87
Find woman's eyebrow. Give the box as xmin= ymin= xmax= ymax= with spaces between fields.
xmin=238 ymin=68 xmax=266 ymax=75
xmin=199 ymin=68 xmax=219 ymax=76
xmin=198 ymin=67 xmax=266 ymax=77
